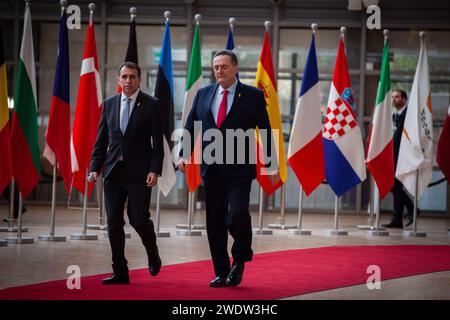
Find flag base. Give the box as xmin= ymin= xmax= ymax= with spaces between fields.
xmin=70 ymin=233 xmax=98 ymax=240
xmin=267 ymin=224 xmax=297 ymax=230
xmin=367 ymin=230 xmax=390 ymax=237
xmin=404 ymin=230 xmax=427 ymax=237
xmin=288 ymin=229 xmax=312 ymax=235
xmin=176 ymin=229 xmax=202 ymax=236
xmin=252 ymin=228 xmax=273 ymax=235
xmin=0 ymin=239 xmax=7 ymax=247
xmin=103 ymin=232 xmax=130 ymax=239
xmin=176 ymin=224 xmax=205 ymax=230
xmin=0 ymin=226 xmax=28 ymax=233
xmin=6 ymin=236 xmax=34 ymax=244
xmin=357 ymin=225 xmax=375 ymax=230
xmin=87 ymin=224 xmax=108 ymax=230
xmin=38 ymin=235 xmax=66 ymax=242
xmin=156 ymin=231 xmax=171 ymax=237
xmin=325 ymin=229 xmax=348 ymax=236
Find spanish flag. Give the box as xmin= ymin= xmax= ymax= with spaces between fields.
xmin=255 ymin=30 xmax=287 ymax=195
xmin=0 ymin=25 xmax=12 ymax=193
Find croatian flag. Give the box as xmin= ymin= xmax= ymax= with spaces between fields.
xmin=287 ymin=33 xmax=324 ymax=196
xmin=322 ymin=37 xmax=366 ymax=196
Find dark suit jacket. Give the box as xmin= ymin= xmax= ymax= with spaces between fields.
xmin=393 ymin=107 xmax=407 ymax=168
xmin=183 ymin=81 xmax=273 ymax=179
xmin=90 ymin=90 xmax=164 ymax=181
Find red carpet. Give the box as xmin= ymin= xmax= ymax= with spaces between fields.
xmin=1 ymin=245 xmax=450 ymax=300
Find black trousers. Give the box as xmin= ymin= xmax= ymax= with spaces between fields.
xmin=391 ymin=178 xmax=414 ymax=222
xmin=203 ymin=165 xmax=253 ymax=278
xmin=103 ymin=162 xmax=158 ymax=275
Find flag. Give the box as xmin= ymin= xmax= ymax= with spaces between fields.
xmin=118 ymin=17 xmax=138 ymax=93
xmin=255 ymin=30 xmax=287 ymax=196
xmin=287 ymin=33 xmax=324 ymax=196
xmin=181 ymin=23 xmax=203 ymax=193
xmin=322 ymin=37 xmax=366 ymax=197
xmin=225 ymin=25 xmax=239 ymax=79
xmin=43 ymin=9 xmax=72 ymax=194
xmin=366 ymin=37 xmax=394 ymax=198
xmin=70 ymin=15 xmax=102 ymax=196
xmin=10 ymin=4 xmax=40 ymax=199
xmin=0 ymin=26 xmax=12 ymax=193
xmin=437 ymin=105 xmax=450 ymax=181
xmin=396 ymin=39 xmax=434 ymax=198
xmin=154 ymin=20 xmax=176 ymax=197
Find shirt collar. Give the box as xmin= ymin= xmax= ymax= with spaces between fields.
xmin=219 ymin=80 xmax=238 ymax=96
xmin=396 ymin=104 xmax=407 ymax=115
xmin=121 ymin=88 xmax=140 ymax=102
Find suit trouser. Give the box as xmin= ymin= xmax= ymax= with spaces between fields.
xmin=391 ymin=178 xmax=414 ymax=222
xmin=104 ymin=161 xmax=158 ymax=274
xmin=203 ymin=165 xmax=254 ymax=278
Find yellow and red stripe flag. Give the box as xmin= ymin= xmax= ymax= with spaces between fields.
xmin=0 ymin=26 xmax=12 ymax=193
xmin=254 ymin=30 xmax=287 ymax=195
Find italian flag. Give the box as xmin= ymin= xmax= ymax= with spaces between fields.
xmin=181 ymin=23 xmax=203 ymax=193
xmin=366 ymin=38 xmax=394 ymax=198
xmin=10 ymin=4 xmax=40 ymax=199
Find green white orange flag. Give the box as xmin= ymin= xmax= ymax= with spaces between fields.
xmin=181 ymin=22 xmax=203 ymax=193
xmin=255 ymin=30 xmax=287 ymax=195
xmin=10 ymin=4 xmax=40 ymax=198
xmin=0 ymin=25 xmax=11 ymax=193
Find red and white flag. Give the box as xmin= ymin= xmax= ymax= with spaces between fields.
xmin=70 ymin=16 xmax=102 ymax=196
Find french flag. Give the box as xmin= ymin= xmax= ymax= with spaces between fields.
xmin=287 ymin=32 xmax=324 ymax=196
xmin=323 ymin=37 xmax=366 ymax=197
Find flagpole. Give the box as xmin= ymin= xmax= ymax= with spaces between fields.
xmin=405 ymin=169 xmax=427 ymax=237
xmin=289 ymin=185 xmax=311 ymax=235
xmin=177 ymin=191 xmax=201 ymax=236
xmin=155 ymin=186 xmax=170 ymax=237
xmin=87 ymin=178 xmax=108 ymax=230
xmin=368 ymin=182 xmax=390 ymax=236
xmin=70 ymin=168 xmax=98 ymax=240
xmin=253 ymin=186 xmax=273 ymax=235
xmin=6 ymin=192 xmax=33 ymax=244
xmin=38 ymin=164 xmax=66 ymax=241
xmin=0 ymin=179 xmax=28 ymax=233
xmin=326 ymin=195 xmax=348 ymax=236
xmin=357 ymin=174 xmax=376 ymax=230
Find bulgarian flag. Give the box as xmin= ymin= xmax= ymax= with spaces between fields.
xmin=0 ymin=25 xmax=12 ymax=193
xmin=366 ymin=36 xmax=394 ymax=198
xmin=181 ymin=22 xmax=203 ymax=193
xmin=10 ymin=4 xmax=40 ymax=199
xmin=255 ymin=30 xmax=287 ymax=196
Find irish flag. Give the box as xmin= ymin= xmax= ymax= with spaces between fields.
xmin=10 ymin=4 xmax=40 ymax=199
xmin=181 ymin=22 xmax=203 ymax=193
xmin=255 ymin=30 xmax=287 ymax=196
xmin=0 ymin=25 xmax=12 ymax=193
xmin=366 ymin=36 xmax=394 ymax=198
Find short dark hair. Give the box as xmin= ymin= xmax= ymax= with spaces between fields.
xmin=393 ymin=89 xmax=407 ymax=99
xmin=118 ymin=61 xmax=141 ymax=78
xmin=213 ymin=50 xmax=238 ymax=66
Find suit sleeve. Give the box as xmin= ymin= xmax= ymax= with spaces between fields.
xmin=90 ymin=102 xmax=109 ymax=173
xmin=179 ymin=91 xmax=199 ymax=161
xmin=149 ymin=98 xmax=164 ymax=175
xmin=255 ymin=91 xmax=273 ymax=168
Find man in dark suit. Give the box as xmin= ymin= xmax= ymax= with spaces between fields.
xmin=89 ymin=62 xmax=164 ymax=285
xmin=382 ymin=89 xmax=414 ymax=228
xmin=178 ymin=50 xmax=276 ymax=287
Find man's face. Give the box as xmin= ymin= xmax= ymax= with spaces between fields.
xmin=391 ymin=91 xmax=407 ymax=110
xmin=213 ymin=55 xmax=238 ymax=89
xmin=118 ymin=66 xmax=141 ymax=96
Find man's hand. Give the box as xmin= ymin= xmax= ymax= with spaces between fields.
xmin=177 ymin=159 xmax=186 ymax=174
xmin=87 ymin=172 xmax=99 ymax=183
xmin=146 ymin=172 xmax=158 ymax=187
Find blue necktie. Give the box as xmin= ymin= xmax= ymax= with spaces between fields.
xmin=121 ymin=97 xmax=131 ymax=134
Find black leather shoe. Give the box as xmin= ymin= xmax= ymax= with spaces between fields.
xmin=381 ymin=221 xmax=403 ymax=229
xmin=209 ymin=276 xmax=228 ymax=288
xmin=102 ymin=273 xmax=130 ymax=285
xmin=149 ymin=256 xmax=162 ymax=277
xmin=226 ymin=263 xmax=245 ymax=287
